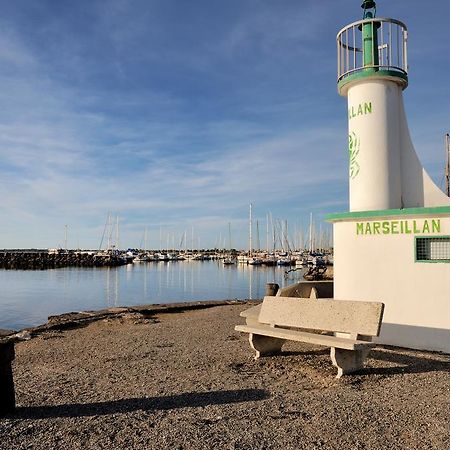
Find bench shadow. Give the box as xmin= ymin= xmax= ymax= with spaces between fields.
xmin=12 ymin=388 xmax=270 ymax=419
xmin=365 ymin=348 xmax=450 ymax=376
xmin=255 ymin=347 xmax=448 ymax=378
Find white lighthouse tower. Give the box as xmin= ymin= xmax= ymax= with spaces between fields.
xmin=328 ymin=1 xmax=450 ymax=353
xmin=338 ymin=0 xmax=450 ymax=211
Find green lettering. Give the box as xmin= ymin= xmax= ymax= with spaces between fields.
xmin=432 ymin=219 xmax=441 ymax=233
xmin=365 ymin=222 xmax=372 ymax=234
xmin=400 ymin=221 xmax=404 ymax=233
xmin=382 ymin=222 xmax=390 ymax=234
xmin=413 ymin=220 xmax=421 ymax=234
xmin=349 ymin=102 xmax=372 ymax=120
xmin=391 ymin=221 xmax=399 ymax=234
xmin=373 ymin=222 xmax=381 ymax=234
xmin=356 ymin=223 xmax=364 ymax=235
xmin=423 ymin=220 xmax=430 ymax=233
xmin=404 ymin=221 xmax=412 ymax=234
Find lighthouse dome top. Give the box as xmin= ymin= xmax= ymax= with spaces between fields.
xmin=337 ymin=15 xmax=408 ymax=96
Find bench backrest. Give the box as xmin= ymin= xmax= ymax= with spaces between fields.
xmin=276 ymin=281 xmax=333 ymax=299
xmin=258 ymin=296 xmax=384 ymax=337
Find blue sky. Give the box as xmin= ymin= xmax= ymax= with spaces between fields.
xmin=1 ymin=0 xmax=450 ymax=249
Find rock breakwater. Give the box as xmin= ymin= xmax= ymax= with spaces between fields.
xmin=0 ymin=250 xmax=127 ymax=270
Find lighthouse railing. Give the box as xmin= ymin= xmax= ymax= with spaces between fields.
xmin=337 ymin=17 xmax=408 ymax=84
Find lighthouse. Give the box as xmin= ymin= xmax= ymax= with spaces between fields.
xmin=327 ymin=1 xmax=450 ymax=353
xmin=338 ymin=0 xmax=450 ymax=212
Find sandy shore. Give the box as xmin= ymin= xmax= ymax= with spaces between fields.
xmin=1 ymin=302 xmax=449 ymax=449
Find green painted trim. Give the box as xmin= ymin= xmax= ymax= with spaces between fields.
xmin=326 ymin=206 xmax=450 ymax=222
xmin=338 ymin=69 xmax=408 ymax=94
xmin=414 ymin=260 xmax=450 ymax=264
xmin=414 ymin=235 xmax=450 ymax=264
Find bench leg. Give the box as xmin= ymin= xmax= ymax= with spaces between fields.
xmin=249 ymin=333 xmax=285 ymax=359
xmin=0 ymin=342 xmax=16 ymax=416
xmin=330 ymin=347 xmax=371 ymax=379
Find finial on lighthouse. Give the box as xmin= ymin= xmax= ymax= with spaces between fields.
xmin=361 ymin=0 xmax=376 ymax=18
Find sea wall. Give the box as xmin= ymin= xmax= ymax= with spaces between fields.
xmin=0 ymin=251 xmax=127 ymax=270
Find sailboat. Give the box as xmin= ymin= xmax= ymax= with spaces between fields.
xmin=222 ymin=256 xmax=235 ymax=265
xmin=223 ymin=222 xmax=236 ymax=265
xmin=247 ymin=204 xmax=262 ymax=265
xmin=134 ymin=227 xmax=151 ymax=262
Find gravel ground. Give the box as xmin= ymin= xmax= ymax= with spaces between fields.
xmin=1 ymin=303 xmax=449 ymax=450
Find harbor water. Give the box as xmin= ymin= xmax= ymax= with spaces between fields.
xmin=0 ymin=261 xmax=305 ymax=331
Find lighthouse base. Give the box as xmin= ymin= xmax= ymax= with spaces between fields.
xmin=327 ymin=206 xmax=450 ymax=353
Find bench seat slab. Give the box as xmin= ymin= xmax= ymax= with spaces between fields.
xmin=235 ymin=324 xmax=375 ymax=351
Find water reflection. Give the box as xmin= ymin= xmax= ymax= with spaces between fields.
xmin=104 ymin=267 xmax=119 ymax=308
xmin=0 ymin=262 xmax=304 ymax=330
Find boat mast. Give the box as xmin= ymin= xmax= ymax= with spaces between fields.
xmin=99 ymin=212 xmax=109 ymax=251
xmin=249 ymin=203 xmax=253 ymax=257
xmin=115 ymin=216 xmax=120 ymax=250
xmin=107 ymin=213 xmax=113 ymax=250
xmin=256 ymin=220 xmax=260 ymax=252
xmin=319 ymin=223 xmax=323 ymax=251
xmin=271 ymin=213 xmax=276 ymax=254
xmin=284 ymin=220 xmax=288 ymax=253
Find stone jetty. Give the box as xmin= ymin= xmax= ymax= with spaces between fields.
xmin=0 ymin=250 xmax=127 ymax=270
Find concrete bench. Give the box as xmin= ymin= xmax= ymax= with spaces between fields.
xmin=235 ymin=296 xmax=384 ymax=378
